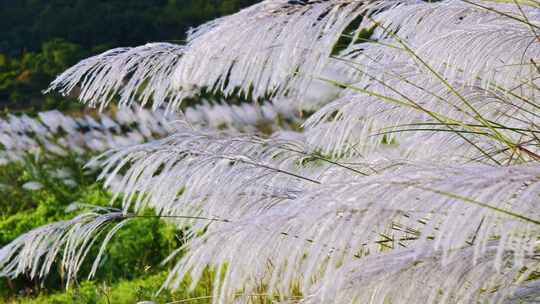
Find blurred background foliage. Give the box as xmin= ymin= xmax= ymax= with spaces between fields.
xmin=0 ymin=0 xmax=261 ymax=112
xmin=0 ymin=156 xmax=192 ymax=303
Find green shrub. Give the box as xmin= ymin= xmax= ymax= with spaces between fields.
xmin=0 ymin=157 xmax=183 ymax=301
xmin=12 ymin=271 xmax=214 ymax=304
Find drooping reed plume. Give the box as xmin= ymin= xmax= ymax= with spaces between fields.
xmin=2 ymin=0 xmax=539 ymax=302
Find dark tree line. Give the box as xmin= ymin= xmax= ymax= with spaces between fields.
xmin=0 ymin=0 xmax=261 ymax=111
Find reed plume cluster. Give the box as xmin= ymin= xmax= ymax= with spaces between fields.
xmin=1 ymin=0 xmax=539 ymax=302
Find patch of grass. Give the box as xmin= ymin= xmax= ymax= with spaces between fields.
xmin=10 ymin=271 xmax=212 ymax=304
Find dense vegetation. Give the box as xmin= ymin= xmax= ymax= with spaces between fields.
xmin=0 ymin=157 xmax=205 ymax=303
xmin=0 ymin=0 xmax=260 ymax=111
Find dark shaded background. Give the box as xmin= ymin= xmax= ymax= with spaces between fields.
xmin=0 ymin=0 xmax=261 ymax=111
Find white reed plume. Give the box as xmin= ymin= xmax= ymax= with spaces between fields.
xmin=0 ymin=209 xmax=130 ymax=288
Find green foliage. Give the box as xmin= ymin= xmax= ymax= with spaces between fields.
xmin=10 ymin=271 xmax=215 ymax=304
xmin=0 ymin=155 xmax=95 ymax=217
xmin=0 ymin=156 xmax=183 ymax=301
xmin=0 ymin=0 xmax=261 ymax=57
xmin=91 ymin=215 xmax=180 ymax=283
xmin=0 ymin=0 xmax=262 ymax=112
xmin=0 ymin=39 xmax=85 ymax=112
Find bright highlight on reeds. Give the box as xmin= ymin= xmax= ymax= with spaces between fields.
xmin=2 ymin=0 xmax=540 ymax=303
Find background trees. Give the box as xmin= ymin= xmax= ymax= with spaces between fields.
xmin=0 ymin=0 xmax=261 ymax=111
